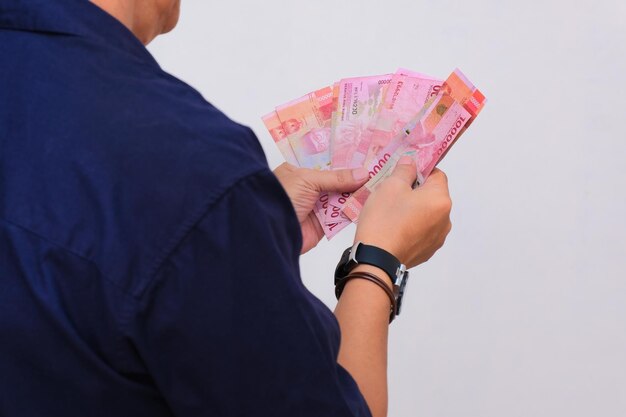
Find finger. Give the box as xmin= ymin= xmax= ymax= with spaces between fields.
xmin=303 ymin=167 xmax=370 ymax=193
xmin=421 ymin=168 xmax=449 ymax=190
xmin=273 ymin=161 xmax=296 ymax=174
xmin=389 ymin=156 xmax=418 ymax=187
xmin=272 ymin=162 xmax=296 ymax=185
xmin=300 ymin=212 xmax=324 ymax=254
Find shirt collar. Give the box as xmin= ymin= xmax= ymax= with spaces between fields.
xmin=0 ymin=0 xmax=158 ymax=67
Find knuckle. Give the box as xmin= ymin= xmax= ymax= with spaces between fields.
xmin=432 ymin=196 xmax=452 ymax=214
xmin=431 ymin=168 xmax=448 ymax=184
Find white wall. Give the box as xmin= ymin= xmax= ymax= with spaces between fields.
xmin=149 ymin=1 xmax=626 ymax=415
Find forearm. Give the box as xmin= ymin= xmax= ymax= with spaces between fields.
xmin=334 ymin=265 xmax=392 ymax=417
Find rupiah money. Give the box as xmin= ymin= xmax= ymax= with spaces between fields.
xmin=328 ymin=71 xmax=443 ymax=221
xmin=262 ymin=111 xmax=299 ymax=166
xmin=271 ymin=86 xmax=351 ymax=238
xmin=325 ymin=74 xmax=393 ymax=223
xmin=261 ymin=67 xmax=486 ymax=240
xmin=342 ymin=69 xmax=486 ymax=222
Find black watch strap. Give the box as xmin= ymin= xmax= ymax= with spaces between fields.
xmin=334 ymin=242 xmax=410 ymax=316
xmin=334 ymin=242 xmax=405 ymax=285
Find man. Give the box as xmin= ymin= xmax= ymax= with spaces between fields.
xmin=0 ymin=1 xmax=452 ymax=416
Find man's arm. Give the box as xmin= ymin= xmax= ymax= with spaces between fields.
xmin=130 ymin=170 xmax=375 ymax=417
xmin=335 ymin=264 xmax=393 ymax=417
xmin=334 ymin=160 xmax=452 ymax=417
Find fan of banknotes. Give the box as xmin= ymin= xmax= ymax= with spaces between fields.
xmin=262 ymin=68 xmax=486 ymax=239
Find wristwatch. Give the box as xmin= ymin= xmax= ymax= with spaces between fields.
xmin=334 ymin=241 xmax=409 ymax=316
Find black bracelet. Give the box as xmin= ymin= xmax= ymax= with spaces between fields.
xmin=335 ymin=271 xmax=398 ymax=323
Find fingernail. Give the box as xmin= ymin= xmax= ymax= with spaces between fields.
xmin=398 ymin=156 xmax=413 ymax=165
xmin=352 ymin=168 xmax=369 ymax=181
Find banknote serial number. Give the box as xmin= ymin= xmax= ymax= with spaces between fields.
xmin=389 ymin=81 xmax=404 ymax=110
xmin=352 ymin=87 xmax=359 ymax=115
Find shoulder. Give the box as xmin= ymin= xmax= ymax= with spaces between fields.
xmin=3 ymin=33 xmax=273 ymax=294
xmin=94 ymin=67 xmax=269 ymax=201
xmin=81 ymin=70 xmax=273 ymax=294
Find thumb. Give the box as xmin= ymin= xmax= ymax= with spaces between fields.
xmin=389 ymin=156 xmax=418 ymax=187
xmin=304 ymin=167 xmax=370 ymax=193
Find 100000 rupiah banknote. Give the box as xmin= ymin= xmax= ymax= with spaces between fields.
xmin=342 ymin=69 xmax=486 ymax=222
xmin=351 ymin=71 xmax=443 ymax=169
xmin=327 ymin=71 xmax=443 ymax=221
xmin=261 ymin=67 xmax=485 ymax=240
xmin=325 ymin=74 xmax=393 ymax=223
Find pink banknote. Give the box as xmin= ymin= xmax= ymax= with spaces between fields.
xmin=330 ymin=74 xmax=393 ymax=169
xmin=263 ymin=68 xmax=485 ymax=240
xmin=266 ymin=86 xmax=351 ymax=239
xmin=325 ymin=74 xmax=393 ymax=223
xmin=275 ymin=87 xmax=334 ymax=170
xmin=318 ymin=83 xmax=351 ymax=237
xmin=351 ymin=72 xmax=443 ymax=169
xmin=328 ymin=71 xmax=443 ymax=221
xmin=342 ymin=69 xmax=486 ymax=222
xmin=262 ymin=111 xmax=299 ymax=166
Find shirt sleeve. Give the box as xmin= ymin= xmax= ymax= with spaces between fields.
xmin=129 ymin=169 xmax=372 ymax=417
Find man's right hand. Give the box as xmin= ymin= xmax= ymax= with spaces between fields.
xmin=354 ymin=157 xmax=452 ymax=268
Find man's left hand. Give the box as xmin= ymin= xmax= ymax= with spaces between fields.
xmin=273 ymin=163 xmax=369 ymax=254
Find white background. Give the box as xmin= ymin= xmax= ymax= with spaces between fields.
xmin=149 ymin=1 xmax=626 ymax=415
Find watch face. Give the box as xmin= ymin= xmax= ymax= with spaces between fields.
xmin=335 ymin=246 xmax=356 ymax=285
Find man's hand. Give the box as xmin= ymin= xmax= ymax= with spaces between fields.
xmin=273 ymin=163 xmax=369 ymax=254
xmin=355 ymin=157 xmax=452 ymax=268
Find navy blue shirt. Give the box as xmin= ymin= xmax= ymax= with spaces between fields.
xmin=0 ymin=1 xmax=371 ymax=415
